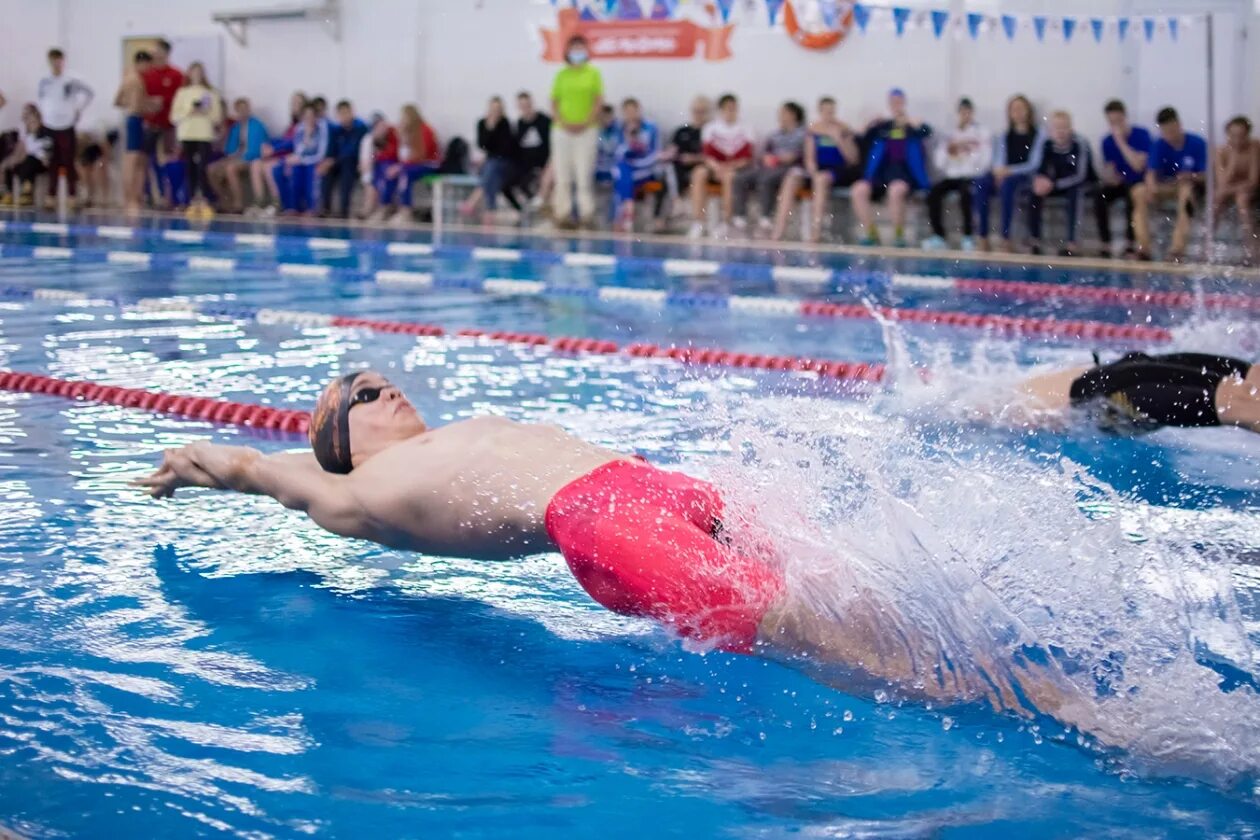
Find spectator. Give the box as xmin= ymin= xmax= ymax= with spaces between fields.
xmin=248 ymin=90 xmax=306 ymax=217
xmin=773 ymin=95 xmax=860 ymax=242
xmin=114 ymin=50 xmax=151 ymax=215
xmin=611 ymin=97 xmax=662 ymax=232
xmin=169 ymin=62 xmax=223 ymax=220
xmin=923 ymin=96 xmax=991 ymax=251
xmin=0 ymin=105 xmax=53 ymax=206
xmin=732 ymin=100 xmax=805 ymax=236
xmin=320 ymin=99 xmax=367 ymax=218
xmin=311 ymin=96 xmax=329 ymax=123
xmin=594 ymin=103 xmax=618 ymax=187
xmin=851 ymin=88 xmax=931 ymax=247
xmin=1028 ymin=110 xmax=1091 ymax=256
xmin=357 ymin=111 xmax=388 ymax=219
xmin=208 ymin=97 xmax=268 ymax=213
xmin=273 ymin=102 xmax=328 ymax=216
xmin=37 ymin=48 xmax=93 ymax=205
xmin=75 ymin=129 xmax=115 ymax=208
xmin=511 ymin=91 xmax=551 ymax=210
xmin=1094 ymin=99 xmax=1150 ymax=258
xmin=549 ymin=35 xmax=604 ymax=229
xmin=1133 ymin=107 xmax=1208 ymax=260
xmin=377 ymin=104 xmax=440 ymax=225
xmin=461 ymin=96 xmax=519 ymax=223
xmin=139 ymin=39 xmax=184 ymax=203
xmin=975 ymin=94 xmax=1044 ymax=252
xmin=656 ymin=95 xmax=710 ymax=231
xmin=1214 ymin=116 xmax=1259 ymax=247
xmin=687 ymin=93 xmax=755 ymax=238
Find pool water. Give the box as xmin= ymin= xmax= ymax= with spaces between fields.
xmin=0 ymin=217 xmax=1258 ymax=838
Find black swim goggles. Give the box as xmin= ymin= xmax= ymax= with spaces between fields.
xmin=348 ymin=385 xmax=386 ymax=409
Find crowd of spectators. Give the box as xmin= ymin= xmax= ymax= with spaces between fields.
xmin=0 ymin=37 xmax=1256 ymax=262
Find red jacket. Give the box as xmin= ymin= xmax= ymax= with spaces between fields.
xmin=400 ymin=122 xmax=439 ymax=164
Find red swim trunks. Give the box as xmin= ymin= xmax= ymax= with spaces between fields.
xmin=545 ymin=459 xmax=784 ymax=654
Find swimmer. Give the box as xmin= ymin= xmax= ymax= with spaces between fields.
xmin=1015 ymin=352 xmax=1260 ymax=434
xmin=136 ymin=371 xmax=1104 ymax=734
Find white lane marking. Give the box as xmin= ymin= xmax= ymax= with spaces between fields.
xmin=662 ymin=259 xmax=720 ymax=276
xmin=563 ymin=252 xmax=617 ymax=267
xmin=483 ymin=279 xmax=545 ymax=295
xmin=471 ymin=247 xmax=522 ymax=261
xmin=256 ymin=308 xmax=336 ymax=327
xmin=384 ymin=242 xmax=435 ymax=256
xmin=163 ymin=230 xmax=205 ymax=243
xmin=106 ymin=251 xmax=153 ymax=265
xmin=374 ymin=270 xmax=434 ymax=287
xmin=234 ymin=233 xmax=276 ymax=247
xmin=31 ymin=222 xmax=69 ymax=235
xmin=277 ymin=263 xmax=333 ymax=278
xmin=96 ymin=226 xmax=135 ymax=240
xmin=33 ymin=246 xmax=74 ymax=259
xmin=598 ymin=287 xmax=667 ymax=305
xmin=771 ymin=266 xmax=832 ymax=284
xmin=891 ymin=273 xmax=955 ymax=290
xmin=187 ymin=256 xmax=238 ymax=271
xmin=306 ymin=237 xmax=351 ymax=250
xmin=729 ymin=296 xmax=802 ymax=315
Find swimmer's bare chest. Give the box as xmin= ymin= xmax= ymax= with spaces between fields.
xmin=348 ymin=417 xmax=626 ymax=559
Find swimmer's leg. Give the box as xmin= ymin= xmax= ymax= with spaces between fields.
xmin=1215 ymin=363 xmax=1260 ymax=433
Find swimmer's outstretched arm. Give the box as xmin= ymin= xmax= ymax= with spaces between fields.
xmin=133 ymin=441 xmax=372 ymax=538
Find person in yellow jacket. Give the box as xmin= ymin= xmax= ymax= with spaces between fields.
xmin=170 ymin=62 xmax=223 ymax=220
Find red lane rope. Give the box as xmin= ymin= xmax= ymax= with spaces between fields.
xmin=954 ymin=278 xmax=1260 ymax=313
xmin=0 ymin=371 xmax=312 ymax=433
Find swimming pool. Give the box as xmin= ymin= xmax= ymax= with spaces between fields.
xmin=0 ymin=216 xmax=1258 ymax=837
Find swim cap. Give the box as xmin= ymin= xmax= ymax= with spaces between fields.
xmin=309 ymin=372 xmax=361 ymax=473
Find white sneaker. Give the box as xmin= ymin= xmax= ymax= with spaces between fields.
xmin=959 ymin=236 xmax=976 ymax=252
xmin=388 ymin=209 xmax=413 ymax=227
xmin=261 ymin=205 xmax=277 ymax=218
xmin=731 ymin=216 xmax=748 ymax=234
xmin=527 ymin=194 xmax=544 ymax=211
xmin=711 ymin=222 xmax=729 ymax=239
xmin=921 ymin=235 xmax=947 ymax=251
xmin=686 ymin=221 xmax=705 ymax=239
xmin=756 ymin=217 xmax=774 ymax=236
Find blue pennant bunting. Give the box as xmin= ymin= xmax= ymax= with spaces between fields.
xmin=1001 ymin=14 xmax=1017 ymax=40
xmin=1032 ymin=15 xmax=1047 ymax=41
xmin=1168 ymin=17 xmax=1178 ymax=40
xmin=1062 ymin=17 xmax=1076 ymax=42
xmin=604 ymin=0 xmax=617 ymax=14
xmin=819 ymin=0 xmax=839 ymax=30
xmin=853 ymin=3 xmax=871 ymax=33
xmin=892 ymin=6 xmax=911 ymax=37
xmin=1143 ymin=17 xmax=1156 ymax=42
xmin=580 ymin=5 xmax=598 ymax=20
xmin=1117 ymin=18 xmax=1130 ymax=41
xmin=765 ymin=0 xmax=784 ymax=25
xmin=649 ymin=0 xmax=674 ymax=19
xmin=966 ymin=12 xmax=983 ymax=39
xmin=930 ymin=9 xmax=950 ymax=39
xmin=1090 ymin=18 xmax=1104 ymax=42
xmin=615 ymin=0 xmax=642 ymax=18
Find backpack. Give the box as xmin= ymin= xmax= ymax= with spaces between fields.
xmin=439 ymin=136 xmax=469 ymax=175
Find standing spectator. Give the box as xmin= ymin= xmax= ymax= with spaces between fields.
xmin=169 ymin=62 xmax=223 ymax=220
xmin=357 ymin=112 xmax=388 ymax=219
xmin=75 ymin=130 xmax=116 ymax=208
xmin=139 ymin=39 xmax=184 ymax=205
xmin=731 ymin=100 xmax=805 ymax=236
xmin=1133 ymin=107 xmax=1208 ymax=260
xmin=248 ymin=91 xmax=306 ymax=216
xmin=922 ymin=97 xmax=991 ymax=251
xmin=0 ymin=105 xmax=53 ymax=206
xmin=773 ymin=96 xmax=860 ymax=242
xmin=850 ymin=88 xmax=932 ymax=247
xmin=687 ymin=93 xmax=755 ymax=238
xmin=383 ymin=104 xmax=440 ymax=225
xmin=611 ymin=97 xmax=662 ymax=232
xmin=549 ymin=35 xmax=604 ymax=229
xmin=37 ymin=48 xmax=93 ymax=205
xmin=656 ymin=95 xmax=710 ymax=231
xmin=114 ymin=50 xmax=152 ymax=215
xmin=511 ymin=91 xmax=551 ymax=210
xmin=1028 ymin=110 xmax=1091 ymax=257
xmin=319 ymin=100 xmax=367 ymax=218
xmin=460 ymin=96 xmax=519 ymax=222
xmin=273 ymin=103 xmax=328 ymax=216
xmin=1214 ymin=116 xmax=1260 ymax=247
xmin=207 ymin=97 xmax=268 ymax=213
xmin=1094 ymin=99 xmax=1150 ymax=258
xmin=975 ymin=94 xmax=1045 ymax=252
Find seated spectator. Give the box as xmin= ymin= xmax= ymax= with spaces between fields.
xmin=1093 ymin=99 xmax=1150 ymax=258
xmin=1133 ymin=107 xmax=1208 ymax=260
xmin=247 ymin=90 xmax=305 ymax=217
xmin=0 ymin=105 xmax=53 ymax=206
xmin=319 ymin=99 xmax=367 ymax=219
xmin=773 ymin=95 xmax=860 ymax=242
xmin=460 ymin=96 xmax=520 ymax=222
xmin=75 ymin=129 xmax=116 ymax=208
xmin=359 ymin=113 xmax=393 ymax=220
xmin=611 ymin=97 xmax=662 ymax=232
xmin=594 ymin=103 xmax=619 ymax=188
xmin=851 ymin=88 xmax=931 ymax=247
xmin=656 ymin=95 xmax=710 ymax=231
xmin=155 ymin=131 xmax=187 ymax=210
xmin=687 ymin=93 xmax=755 ymax=238
xmin=975 ymin=94 xmax=1045 ymax=252
xmin=208 ymin=97 xmax=268 ymax=213
xmin=169 ymin=62 xmax=223 ymax=220
xmin=1214 ymin=116 xmax=1259 ymax=247
xmin=382 ymin=104 xmax=440 ymax=225
xmin=923 ymin=96 xmax=991 ymax=251
xmin=311 ymin=96 xmax=329 ymax=123
xmin=510 ymin=91 xmax=551 ymax=210
xmin=272 ymin=102 xmax=328 ymax=216
xmin=731 ymin=100 xmax=805 ymax=236
xmin=1028 ymin=110 xmax=1091 ymax=257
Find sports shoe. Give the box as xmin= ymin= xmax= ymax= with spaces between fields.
xmin=756 ymin=217 xmax=774 ymax=236
xmin=921 ymin=235 xmax=947 ymax=251
xmin=710 ymin=221 xmax=729 ymax=239
xmin=686 ymin=221 xmax=705 ymax=239
xmin=858 ymin=233 xmax=879 ymax=247
xmin=731 ymin=216 xmax=748 ymax=234
xmin=892 ymin=235 xmax=908 ymax=248
xmin=959 ymin=236 xmax=976 ymax=252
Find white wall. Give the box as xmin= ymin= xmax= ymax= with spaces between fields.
xmin=0 ymin=0 xmax=1252 ymax=152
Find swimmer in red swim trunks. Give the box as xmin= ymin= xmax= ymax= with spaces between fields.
xmin=135 ymin=370 xmax=1098 ymax=725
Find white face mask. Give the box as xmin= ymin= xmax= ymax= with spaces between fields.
xmin=567 ymin=48 xmax=589 ymax=65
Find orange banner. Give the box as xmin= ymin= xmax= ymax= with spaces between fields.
xmin=541 ymin=8 xmax=734 ymax=62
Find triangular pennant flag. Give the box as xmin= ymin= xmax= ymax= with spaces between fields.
xmin=765 ymin=0 xmax=784 ymax=25
xmin=1117 ymin=18 xmax=1130 ymax=41
xmin=615 ymin=0 xmax=642 ymax=19
xmin=604 ymin=0 xmax=617 ymax=14
xmin=1062 ymin=17 xmax=1076 ymax=42
xmin=1143 ymin=17 xmax=1156 ymax=42
xmin=892 ymin=6 xmax=911 ymax=37
xmin=1032 ymin=15 xmax=1047 ymax=41
xmin=930 ymin=9 xmax=950 ymax=39
xmin=580 ymin=5 xmax=598 ymax=20
xmin=649 ymin=0 xmax=674 ymax=19
xmin=1168 ymin=17 xmax=1178 ymax=40
xmin=853 ymin=3 xmax=871 ymax=33
xmin=1090 ymin=18 xmax=1104 ymax=42
xmin=1001 ymin=14 xmax=1017 ymax=40
xmin=819 ymin=0 xmax=839 ymax=30
xmin=966 ymin=12 xmax=983 ymax=39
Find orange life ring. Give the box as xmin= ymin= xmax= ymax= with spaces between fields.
xmin=784 ymin=0 xmax=853 ymax=51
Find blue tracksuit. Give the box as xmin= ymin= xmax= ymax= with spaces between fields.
xmin=862 ymin=120 xmax=932 ymax=190
xmin=274 ymin=120 xmax=329 ymax=212
xmin=614 ymin=120 xmax=661 ymax=204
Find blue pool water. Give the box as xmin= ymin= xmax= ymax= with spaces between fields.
xmin=1 ymin=217 xmax=1259 ymax=837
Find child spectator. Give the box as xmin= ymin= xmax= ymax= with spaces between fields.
xmin=207 ymin=97 xmax=267 ymax=213
xmin=320 ymin=99 xmax=367 ymax=218
xmin=169 ymin=62 xmax=223 ymax=220
xmin=611 ymin=97 xmax=662 ymax=232
xmin=975 ymin=94 xmax=1045 ymax=252
xmin=373 ymin=104 xmax=439 ymax=225
xmin=1028 ymin=110 xmax=1091 ymax=256
xmin=732 ymin=100 xmax=805 ymax=236
xmin=851 ymin=88 xmax=932 ymax=247
xmin=1093 ymin=99 xmax=1150 ymax=258
xmin=657 ymin=95 xmax=710 ymax=231
xmin=1214 ymin=116 xmax=1260 ymax=248
xmin=923 ymin=97 xmax=991 ymax=251
xmin=687 ymin=93 xmax=755 ymax=238
xmin=461 ymin=96 xmax=520 ymax=222
xmin=0 ymin=105 xmax=54 ymax=206
xmin=1133 ymin=107 xmax=1208 ymax=260
xmin=773 ymin=96 xmax=861 ymax=242
xmin=272 ymin=102 xmax=328 ymax=215
xmin=37 ymin=47 xmax=94 ymax=205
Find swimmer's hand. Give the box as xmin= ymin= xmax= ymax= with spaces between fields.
xmin=132 ymin=442 xmax=259 ymax=498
